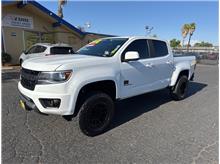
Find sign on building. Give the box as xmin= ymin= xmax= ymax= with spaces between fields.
xmin=2 ymin=14 xmax=33 ymax=29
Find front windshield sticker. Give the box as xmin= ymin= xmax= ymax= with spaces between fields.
xmin=76 ymin=38 xmax=128 ymax=57
xmin=111 ymin=45 xmax=121 ymax=55
xmin=88 ymin=39 xmax=102 ymax=46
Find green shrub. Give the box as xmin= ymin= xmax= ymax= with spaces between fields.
xmin=2 ymin=52 xmax=12 ymax=65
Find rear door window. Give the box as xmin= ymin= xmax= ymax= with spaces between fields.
xmin=148 ymin=40 xmax=168 ymax=58
xmin=50 ymin=47 xmax=74 ymax=54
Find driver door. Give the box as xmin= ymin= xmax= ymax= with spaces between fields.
xmin=120 ymin=39 xmax=157 ymax=98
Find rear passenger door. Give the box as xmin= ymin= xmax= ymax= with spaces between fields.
xmin=147 ymin=39 xmax=173 ymax=88
xmin=120 ymin=39 xmax=173 ymax=99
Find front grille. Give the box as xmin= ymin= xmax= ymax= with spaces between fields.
xmin=20 ymin=68 xmax=40 ymax=90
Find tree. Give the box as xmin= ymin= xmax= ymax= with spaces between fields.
xmin=77 ymin=26 xmax=85 ymax=32
xmin=58 ymin=0 xmax=67 ymax=18
xmin=170 ymin=39 xmax=181 ymax=48
xmin=152 ymin=34 xmax=157 ymax=38
xmin=181 ymin=24 xmax=190 ymax=47
xmin=194 ymin=41 xmax=213 ymax=47
xmin=187 ymin=23 xmax=196 ymax=50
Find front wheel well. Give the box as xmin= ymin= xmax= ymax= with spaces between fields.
xmin=20 ymin=59 xmax=23 ymax=66
xmin=73 ymin=80 xmax=116 ymax=117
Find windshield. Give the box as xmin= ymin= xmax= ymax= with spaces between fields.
xmin=76 ymin=38 xmax=128 ymax=57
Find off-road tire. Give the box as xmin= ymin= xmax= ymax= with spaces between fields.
xmin=78 ymin=92 xmax=114 ymax=136
xmin=170 ymin=75 xmax=188 ymax=101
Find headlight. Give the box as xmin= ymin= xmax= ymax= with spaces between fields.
xmin=38 ymin=70 xmax=72 ymax=84
xmin=191 ymin=60 xmax=197 ymax=66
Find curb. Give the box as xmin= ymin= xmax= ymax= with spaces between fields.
xmin=2 ymin=67 xmax=14 ymax=70
xmin=2 ymin=66 xmax=21 ymax=73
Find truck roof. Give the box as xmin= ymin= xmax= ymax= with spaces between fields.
xmin=103 ymin=36 xmax=168 ymax=43
xmin=33 ymin=43 xmax=72 ymax=47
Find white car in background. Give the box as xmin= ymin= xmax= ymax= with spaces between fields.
xmin=19 ymin=43 xmax=74 ymax=65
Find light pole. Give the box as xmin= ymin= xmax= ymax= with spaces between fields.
xmin=77 ymin=22 xmax=91 ymax=32
xmin=85 ymin=21 xmax=91 ymax=29
xmin=145 ymin=25 xmax=154 ymax=36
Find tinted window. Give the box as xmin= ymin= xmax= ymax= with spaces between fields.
xmin=51 ymin=47 xmax=74 ymax=54
xmin=148 ymin=40 xmax=168 ymax=57
xmin=77 ymin=38 xmax=128 ymax=57
xmin=36 ymin=46 xmax=46 ymax=53
xmin=26 ymin=46 xmax=46 ymax=54
xmin=26 ymin=46 xmax=37 ymax=54
xmin=122 ymin=39 xmax=149 ymax=60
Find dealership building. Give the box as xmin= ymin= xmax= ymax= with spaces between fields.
xmin=2 ymin=1 xmax=114 ymax=64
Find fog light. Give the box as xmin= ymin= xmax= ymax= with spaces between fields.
xmin=39 ymin=99 xmax=61 ymax=108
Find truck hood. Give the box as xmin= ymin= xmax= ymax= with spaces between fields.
xmin=22 ymin=54 xmax=112 ymax=71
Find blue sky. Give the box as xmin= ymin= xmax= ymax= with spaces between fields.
xmin=38 ymin=1 xmax=219 ymax=45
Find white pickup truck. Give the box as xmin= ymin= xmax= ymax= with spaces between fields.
xmin=18 ymin=36 xmax=196 ymax=136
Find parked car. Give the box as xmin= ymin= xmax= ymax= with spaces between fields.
xmin=207 ymin=53 xmax=218 ymax=60
xmin=19 ymin=43 xmax=74 ymax=65
xmin=18 ymin=36 xmax=196 ymax=136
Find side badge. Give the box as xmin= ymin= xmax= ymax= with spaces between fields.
xmin=124 ymin=80 xmax=129 ymax=86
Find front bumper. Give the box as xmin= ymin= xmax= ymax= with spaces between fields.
xmin=19 ymin=91 xmax=46 ymax=115
xmin=18 ymin=82 xmax=75 ymax=115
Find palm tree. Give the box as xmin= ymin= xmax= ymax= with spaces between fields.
xmin=187 ymin=23 xmax=196 ymax=50
xmin=58 ymin=0 xmax=67 ymax=18
xmin=181 ymin=24 xmax=190 ymax=47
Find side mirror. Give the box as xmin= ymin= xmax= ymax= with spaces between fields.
xmin=124 ymin=51 xmax=140 ymax=62
xmin=23 ymin=50 xmax=27 ymax=55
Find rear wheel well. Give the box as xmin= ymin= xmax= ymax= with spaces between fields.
xmin=169 ymin=69 xmax=189 ymax=92
xmin=178 ymin=70 xmax=189 ymax=80
xmin=73 ymin=80 xmax=116 ymax=117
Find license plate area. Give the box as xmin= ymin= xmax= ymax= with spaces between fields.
xmin=19 ymin=100 xmax=26 ymax=110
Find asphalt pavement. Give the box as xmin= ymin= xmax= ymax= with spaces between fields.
xmin=2 ymin=65 xmax=218 ymax=164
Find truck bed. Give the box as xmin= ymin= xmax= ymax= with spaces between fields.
xmin=173 ymin=54 xmax=195 ymax=62
xmin=173 ymin=53 xmax=196 ymax=58
xmin=173 ymin=54 xmax=196 ymax=80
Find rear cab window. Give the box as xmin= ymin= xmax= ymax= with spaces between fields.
xmin=50 ymin=47 xmax=74 ymax=54
xmin=148 ymin=40 xmax=168 ymax=58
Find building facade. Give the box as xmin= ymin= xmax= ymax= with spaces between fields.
xmin=2 ymin=1 xmax=114 ymax=64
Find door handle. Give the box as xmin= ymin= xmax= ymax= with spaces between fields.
xmin=166 ymin=61 xmax=172 ymax=64
xmin=145 ymin=63 xmax=153 ymax=68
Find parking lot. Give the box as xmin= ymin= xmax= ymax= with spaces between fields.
xmin=2 ymin=65 xmax=218 ymax=164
